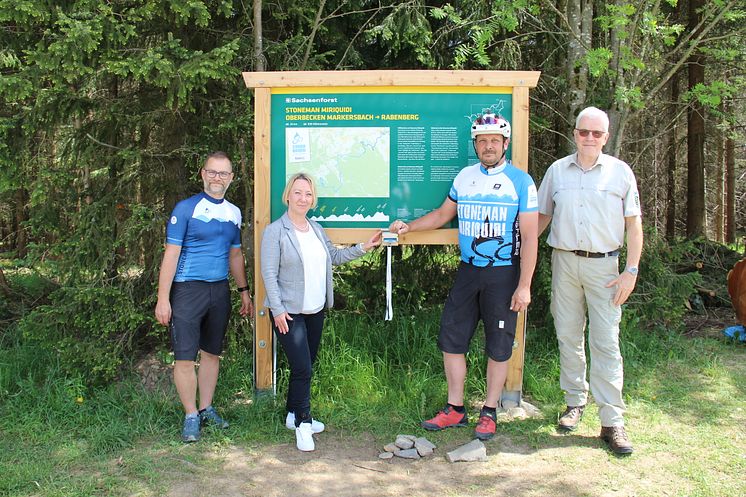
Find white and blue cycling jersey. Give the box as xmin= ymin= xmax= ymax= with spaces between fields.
xmin=166 ymin=192 xmax=242 ymax=282
xmin=449 ymin=162 xmax=538 ymax=267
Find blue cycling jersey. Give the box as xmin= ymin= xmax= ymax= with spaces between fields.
xmin=166 ymin=192 xmax=242 ymax=282
xmin=448 ymin=162 xmax=538 ymax=267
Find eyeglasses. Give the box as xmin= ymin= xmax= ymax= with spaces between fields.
xmin=575 ymin=129 xmax=606 ymax=138
xmin=203 ymin=169 xmax=232 ymax=179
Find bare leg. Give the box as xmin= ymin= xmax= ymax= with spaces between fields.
xmin=174 ymin=360 xmax=198 ymax=414
xmin=197 ymin=351 xmax=220 ymax=410
xmin=484 ymin=358 xmax=509 ymax=408
xmin=443 ymin=352 xmax=467 ymax=405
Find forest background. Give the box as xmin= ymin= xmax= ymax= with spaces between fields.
xmin=3 ymin=0 xmax=744 ymax=380
xmin=0 ymin=1 xmax=745 ymax=496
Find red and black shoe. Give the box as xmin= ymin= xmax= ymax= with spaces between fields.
xmin=421 ymin=405 xmax=468 ymax=431
xmin=474 ymin=410 xmax=497 ymax=440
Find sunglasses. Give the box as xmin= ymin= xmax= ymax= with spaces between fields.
xmin=575 ymin=129 xmax=606 ymax=138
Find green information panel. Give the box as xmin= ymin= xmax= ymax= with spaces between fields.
xmin=270 ymin=90 xmax=512 ymax=227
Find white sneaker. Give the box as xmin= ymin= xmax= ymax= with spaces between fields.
xmin=295 ymin=422 xmax=315 ymax=451
xmin=285 ymin=412 xmax=325 ymax=433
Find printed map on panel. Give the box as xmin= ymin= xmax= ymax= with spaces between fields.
xmin=286 ymin=127 xmax=390 ymax=198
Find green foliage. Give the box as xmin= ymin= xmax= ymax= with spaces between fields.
xmin=624 ymin=233 xmax=701 ymax=331
xmin=17 ymin=285 xmax=151 ymax=384
xmin=438 ymin=0 xmax=539 ymax=69
xmin=334 ymin=245 xmax=459 ymax=314
xmin=366 ymin=2 xmax=435 ymax=67
xmin=685 ymin=81 xmax=733 ymax=108
xmin=586 ymin=47 xmax=613 ymax=77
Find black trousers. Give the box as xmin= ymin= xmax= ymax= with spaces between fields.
xmin=272 ymin=310 xmax=325 ymax=418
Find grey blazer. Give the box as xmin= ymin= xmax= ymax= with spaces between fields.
xmin=260 ymin=212 xmax=366 ymax=315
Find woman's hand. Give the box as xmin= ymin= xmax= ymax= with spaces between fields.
xmin=363 ymin=230 xmax=383 ymax=251
xmin=273 ymin=312 xmax=293 ymax=334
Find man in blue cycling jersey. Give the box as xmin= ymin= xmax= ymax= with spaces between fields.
xmin=155 ymin=151 xmax=253 ymax=442
xmin=389 ymin=112 xmax=538 ymax=440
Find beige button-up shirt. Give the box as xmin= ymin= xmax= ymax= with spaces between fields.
xmin=537 ymin=153 xmax=641 ymax=253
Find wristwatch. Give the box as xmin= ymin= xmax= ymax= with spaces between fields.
xmin=625 ymin=266 xmax=639 ymax=276
xmin=236 ymin=286 xmax=250 ymax=293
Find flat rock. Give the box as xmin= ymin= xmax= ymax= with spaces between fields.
xmin=519 ymin=400 xmax=541 ymax=418
xmin=416 ymin=445 xmax=434 ymax=457
xmin=378 ymin=451 xmax=394 ymax=460
xmin=395 ymin=435 xmax=414 ymax=449
xmin=507 ymin=406 xmax=527 ymax=419
xmin=383 ymin=443 xmax=399 ymax=452
xmin=394 ymin=448 xmax=420 ymax=459
xmin=414 ymin=437 xmax=436 ymax=451
xmin=495 ymin=411 xmax=510 ymax=422
xmin=446 ymin=439 xmax=488 ymax=463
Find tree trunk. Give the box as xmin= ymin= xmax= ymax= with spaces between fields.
xmin=239 ymin=137 xmax=254 ymax=273
xmin=254 ymin=0 xmax=264 ymax=71
xmin=686 ymin=0 xmax=705 ymax=238
xmin=0 ymin=267 xmax=11 ymax=297
xmin=14 ymin=187 xmax=28 ymax=259
xmin=714 ymin=105 xmax=724 ymax=242
xmin=724 ymin=116 xmax=735 ymax=244
xmin=564 ymin=0 xmax=592 ymax=152
xmin=665 ymin=73 xmax=679 ymax=240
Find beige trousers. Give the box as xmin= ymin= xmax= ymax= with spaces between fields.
xmin=550 ymin=249 xmax=626 ymax=427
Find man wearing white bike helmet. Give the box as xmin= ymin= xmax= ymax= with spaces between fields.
xmin=389 ymin=111 xmax=538 ymax=441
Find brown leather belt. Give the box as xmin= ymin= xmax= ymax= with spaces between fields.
xmin=571 ymin=249 xmax=620 ymax=258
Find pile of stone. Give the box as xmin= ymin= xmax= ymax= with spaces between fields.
xmin=379 ymin=435 xmax=436 ymax=460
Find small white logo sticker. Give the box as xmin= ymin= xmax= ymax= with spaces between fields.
xmin=499 ymin=320 xmax=505 ymax=329
xmin=170 ymin=216 xmax=177 ymax=224
xmin=526 ymin=184 xmax=538 ymax=209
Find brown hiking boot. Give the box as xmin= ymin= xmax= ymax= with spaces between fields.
xmin=557 ymin=405 xmax=585 ymax=431
xmin=600 ymin=426 xmax=634 ymax=455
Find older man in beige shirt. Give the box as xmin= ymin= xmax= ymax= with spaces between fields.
xmin=537 ymin=107 xmax=643 ymax=455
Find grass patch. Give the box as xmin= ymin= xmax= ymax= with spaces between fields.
xmin=2 ymin=309 xmax=745 ymax=496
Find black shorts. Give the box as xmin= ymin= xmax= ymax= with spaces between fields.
xmin=439 ymin=262 xmax=519 ymax=362
xmin=170 ymin=280 xmax=231 ymax=361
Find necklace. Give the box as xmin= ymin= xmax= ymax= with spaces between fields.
xmin=291 ymin=218 xmax=309 ymax=232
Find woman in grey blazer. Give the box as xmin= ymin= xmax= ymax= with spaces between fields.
xmin=260 ymin=173 xmax=381 ymax=451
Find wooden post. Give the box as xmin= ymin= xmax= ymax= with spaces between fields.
xmin=504 ymin=85 xmax=531 ymax=400
xmin=252 ymin=87 xmax=273 ymax=391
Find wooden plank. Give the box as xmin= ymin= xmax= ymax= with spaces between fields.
xmin=325 ymin=228 xmax=458 ymax=245
xmin=243 ymin=71 xmax=540 ymax=89
xmin=511 ymin=86 xmax=530 ymax=173
xmin=505 ymin=311 xmax=526 ymax=392
xmin=253 ymin=88 xmax=273 ymax=392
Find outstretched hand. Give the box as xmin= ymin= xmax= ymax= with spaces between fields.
xmin=388 ymin=219 xmax=410 ymax=235
xmin=363 ymin=230 xmax=383 ymax=251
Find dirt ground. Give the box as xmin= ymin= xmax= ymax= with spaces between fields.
xmin=162 ymin=426 xmax=684 ymax=497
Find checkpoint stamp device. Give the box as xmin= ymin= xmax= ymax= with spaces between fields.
xmin=381 ymin=231 xmax=399 ymax=246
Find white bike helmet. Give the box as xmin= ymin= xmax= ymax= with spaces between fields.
xmin=471 ymin=112 xmax=511 ymax=140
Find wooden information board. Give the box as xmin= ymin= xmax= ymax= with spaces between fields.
xmin=243 ymin=70 xmax=540 ymax=402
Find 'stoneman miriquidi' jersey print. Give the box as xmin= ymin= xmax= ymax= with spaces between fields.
xmin=166 ymin=192 xmax=242 ymax=282
xmin=449 ymin=162 xmax=538 ymax=267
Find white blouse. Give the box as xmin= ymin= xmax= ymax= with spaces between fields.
xmin=295 ymin=227 xmax=327 ymax=313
